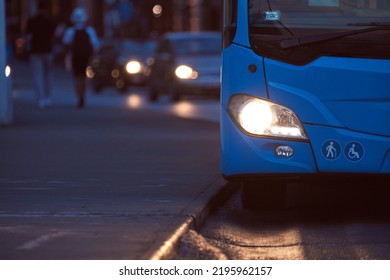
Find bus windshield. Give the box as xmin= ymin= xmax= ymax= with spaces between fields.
xmin=248 ymin=0 xmax=390 ymax=64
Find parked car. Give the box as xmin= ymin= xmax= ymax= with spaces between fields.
xmin=87 ymin=39 xmax=156 ymax=92
xmin=148 ymin=32 xmax=222 ymax=102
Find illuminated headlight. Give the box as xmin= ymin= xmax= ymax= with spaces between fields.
xmin=5 ymin=65 xmax=11 ymax=77
xmin=228 ymin=95 xmax=307 ymax=140
xmin=175 ymin=65 xmax=198 ymax=79
xmin=126 ymin=61 xmax=142 ymax=74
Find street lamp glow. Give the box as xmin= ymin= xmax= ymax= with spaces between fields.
xmin=152 ymin=5 xmax=163 ymax=17
xmin=5 ymin=65 xmax=11 ymax=77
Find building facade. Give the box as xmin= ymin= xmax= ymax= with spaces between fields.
xmin=6 ymin=0 xmax=223 ymax=44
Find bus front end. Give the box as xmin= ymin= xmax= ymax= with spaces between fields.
xmin=221 ymin=0 xmax=390 ymax=210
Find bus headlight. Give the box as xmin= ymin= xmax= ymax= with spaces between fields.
xmin=126 ymin=61 xmax=142 ymax=74
xmin=228 ymin=95 xmax=307 ymax=140
xmin=175 ymin=65 xmax=198 ymax=79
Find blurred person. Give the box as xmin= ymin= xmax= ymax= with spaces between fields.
xmin=25 ymin=0 xmax=57 ymax=109
xmin=62 ymin=7 xmax=99 ymax=108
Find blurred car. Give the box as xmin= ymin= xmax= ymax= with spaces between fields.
xmin=87 ymin=39 xmax=156 ymax=92
xmin=148 ymin=32 xmax=222 ymax=102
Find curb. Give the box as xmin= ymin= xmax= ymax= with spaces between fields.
xmin=148 ymin=177 xmax=239 ymax=260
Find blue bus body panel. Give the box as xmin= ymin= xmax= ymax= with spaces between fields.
xmin=220 ymin=44 xmax=390 ymax=176
xmin=221 ymin=44 xmax=268 ymax=106
xmin=265 ymin=57 xmax=390 ymax=137
xmin=221 ymin=44 xmax=317 ymax=176
xmin=233 ymin=0 xmax=250 ymax=47
xmin=221 ymin=108 xmax=317 ymax=176
xmin=306 ymin=125 xmax=390 ymax=173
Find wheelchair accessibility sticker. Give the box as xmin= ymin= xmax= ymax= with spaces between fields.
xmin=321 ymin=140 xmax=341 ymax=160
xmin=344 ymin=142 xmax=364 ymax=162
xmin=321 ymin=140 xmax=365 ymax=162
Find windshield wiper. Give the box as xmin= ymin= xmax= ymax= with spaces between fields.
xmin=280 ymin=26 xmax=390 ymax=49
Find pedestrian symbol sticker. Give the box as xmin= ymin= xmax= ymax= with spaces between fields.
xmin=344 ymin=142 xmax=364 ymax=162
xmin=321 ymin=140 xmax=341 ymax=160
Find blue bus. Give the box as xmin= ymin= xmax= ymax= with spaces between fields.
xmin=221 ymin=0 xmax=390 ymax=210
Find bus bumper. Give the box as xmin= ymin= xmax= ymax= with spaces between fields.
xmin=221 ymin=107 xmax=390 ymax=179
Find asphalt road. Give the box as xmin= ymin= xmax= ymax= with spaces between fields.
xmin=194 ymin=179 xmax=390 ymax=260
xmin=0 ymin=59 xmax=224 ymax=259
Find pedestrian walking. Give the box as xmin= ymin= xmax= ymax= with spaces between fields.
xmin=25 ymin=0 xmax=57 ymax=109
xmin=62 ymin=7 xmax=100 ymax=108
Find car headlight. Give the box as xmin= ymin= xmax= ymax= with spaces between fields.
xmin=175 ymin=65 xmax=198 ymax=79
xmin=228 ymin=94 xmax=307 ymax=140
xmin=86 ymin=66 xmax=95 ymax=78
xmin=126 ymin=60 xmax=142 ymax=74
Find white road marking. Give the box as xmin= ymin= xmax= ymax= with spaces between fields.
xmin=17 ymin=232 xmax=69 ymax=250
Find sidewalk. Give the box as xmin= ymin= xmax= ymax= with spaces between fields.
xmin=0 ymin=59 xmax=227 ymax=259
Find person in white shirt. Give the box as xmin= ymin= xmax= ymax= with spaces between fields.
xmin=62 ymin=7 xmax=100 ymax=108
